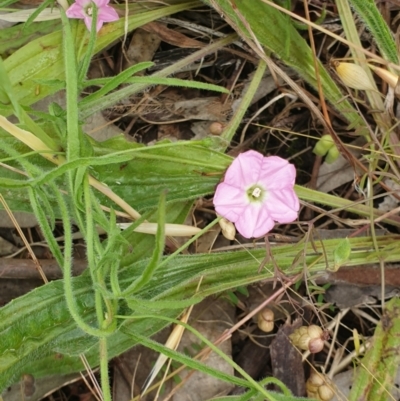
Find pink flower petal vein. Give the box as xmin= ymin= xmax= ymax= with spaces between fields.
xmin=213 ymin=150 xmax=300 ymax=239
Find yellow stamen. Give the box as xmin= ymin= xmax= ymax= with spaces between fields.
xmin=252 ymin=187 xmax=262 ymax=198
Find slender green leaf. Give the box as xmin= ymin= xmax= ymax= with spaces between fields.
xmin=348 ymin=0 xmax=398 ymax=65
xmin=203 ymin=0 xmax=365 ymax=128
xmin=122 ymin=191 xmax=166 ymax=295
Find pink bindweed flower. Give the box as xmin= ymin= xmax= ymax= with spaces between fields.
xmin=66 ymin=0 xmax=119 ymax=32
xmin=213 ymin=150 xmax=300 ymax=239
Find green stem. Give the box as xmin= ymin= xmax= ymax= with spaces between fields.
xmin=56 ymin=182 xmax=111 ymax=337
xmin=28 ymin=187 xmax=64 ymax=267
xmin=99 ymin=337 xmax=112 ymax=401
xmin=78 ymin=6 xmax=98 ymax=83
xmin=221 ymin=59 xmax=267 ymax=146
xmin=157 ymin=217 xmax=222 ymax=270
xmin=61 ymin=7 xmax=81 ymax=161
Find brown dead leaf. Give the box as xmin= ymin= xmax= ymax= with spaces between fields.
xmin=270 ymin=319 xmax=306 ymax=397
xmin=173 ymin=97 xmax=231 ymax=121
xmin=142 ymin=22 xmax=205 ymax=49
xmin=123 ymin=28 xmax=161 ymax=70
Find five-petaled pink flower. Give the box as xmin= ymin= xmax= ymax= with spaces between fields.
xmin=66 ymin=0 xmax=119 ymax=32
xmin=213 ymin=150 xmax=300 ymax=239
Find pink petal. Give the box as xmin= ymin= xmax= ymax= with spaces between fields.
xmin=223 ymin=150 xmax=264 ymax=188
xmin=235 ymin=203 xmax=275 ymax=238
xmin=66 ymin=0 xmax=118 ymax=32
xmin=95 ymin=19 xmax=104 ymax=32
xmin=66 ymin=3 xmax=86 ymax=18
xmin=214 ymin=183 xmax=248 ymax=222
xmin=98 ymin=6 xmax=119 ymax=22
xmin=74 ymin=0 xmax=90 ymax=6
xmin=93 ymin=0 xmax=109 ymax=6
xmin=259 ymin=157 xmax=296 ymax=190
xmin=213 ymin=150 xmax=300 ymax=238
xmin=83 ymin=15 xmax=94 ymax=31
xmin=264 ymin=189 xmax=300 ymax=223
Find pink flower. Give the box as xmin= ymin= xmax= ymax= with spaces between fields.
xmin=66 ymin=0 xmax=119 ymax=32
xmin=213 ymin=150 xmax=300 ymax=239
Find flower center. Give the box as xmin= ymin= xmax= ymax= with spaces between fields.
xmin=85 ymin=3 xmax=93 ymax=16
xmin=252 ymin=187 xmax=262 ymax=198
xmin=247 ymin=184 xmax=265 ymax=203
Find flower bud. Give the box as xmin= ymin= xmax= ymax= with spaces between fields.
xmin=118 ymin=222 xmax=201 ymax=236
xmin=289 ymin=325 xmax=324 ymax=353
xmin=370 ymin=66 xmax=398 ymax=88
xmin=219 ymin=217 xmax=236 ymax=240
xmin=306 ymin=371 xmax=334 ymax=401
xmin=325 ymin=144 xmax=340 ymax=164
xmin=334 ymin=62 xmax=375 ymax=90
xmin=257 ymin=307 xmax=274 ymax=333
xmin=313 ymin=134 xmax=334 ymax=157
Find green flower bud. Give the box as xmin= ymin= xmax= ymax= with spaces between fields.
xmin=325 ymin=145 xmax=340 ymax=164
xmin=313 ymin=135 xmax=334 ymax=157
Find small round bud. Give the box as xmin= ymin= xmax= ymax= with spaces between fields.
xmin=325 ymin=145 xmax=340 ymax=164
xmin=289 ymin=325 xmax=324 ymax=353
xmin=257 ymin=308 xmax=274 ymax=333
xmin=209 ymin=122 xmax=224 ymax=135
xmin=309 ymin=337 xmax=325 ymax=354
xmin=313 ymin=134 xmax=334 ymax=157
xmin=218 ymin=217 xmax=236 ymax=240
xmin=306 ymin=372 xmax=334 ymax=401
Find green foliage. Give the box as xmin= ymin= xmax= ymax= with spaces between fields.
xmin=0 ymin=1 xmax=202 ymax=116
xmin=0 ymin=20 xmax=59 ymax=54
xmin=1 ymin=0 xmax=400 ymax=398
xmin=202 ymin=0 xmax=365 ymax=130
xmin=331 ymin=237 xmax=351 ymax=272
xmin=313 ymin=135 xmax=335 ymax=157
xmin=348 ymin=298 xmax=400 ymax=401
xmin=349 ymin=0 xmax=399 ymax=65
xmin=0 ymin=235 xmax=399 ymax=390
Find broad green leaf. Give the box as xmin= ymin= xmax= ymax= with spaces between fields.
xmin=1 ymin=235 xmax=399 ymax=391
xmin=0 ymin=20 xmax=59 ymax=55
xmin=1 ymin=136 xmax=400 ymax=228
xmin=330 ymin=237 xmax=351 ymax=272
xmin=92 ymin=140 xmax=230 ymax=211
